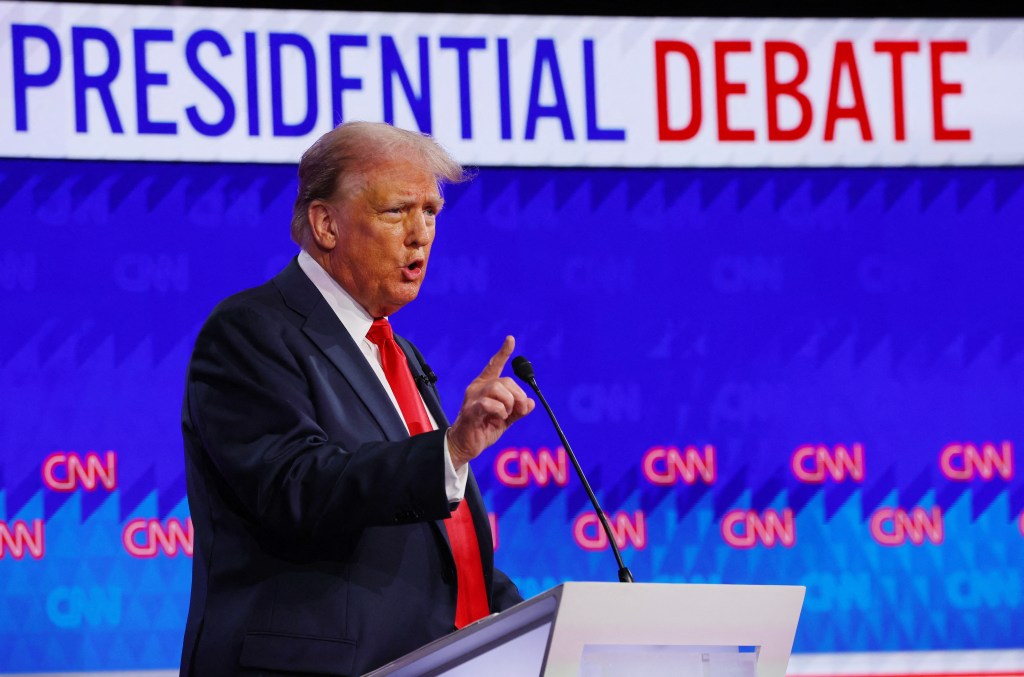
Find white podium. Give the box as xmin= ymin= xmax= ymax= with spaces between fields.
xmin=366 ymin=582 xmax=805 ymax=677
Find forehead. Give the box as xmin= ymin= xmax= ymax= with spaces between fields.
xmin=345 ymin=159 xmax=441 ymax=202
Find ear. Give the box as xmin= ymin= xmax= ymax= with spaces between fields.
xmin=307 ymin=200 xmax=338 ymax=251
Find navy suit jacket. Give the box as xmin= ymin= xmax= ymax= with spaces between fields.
xmin=180 ymin=259 xmax=522 ymax=676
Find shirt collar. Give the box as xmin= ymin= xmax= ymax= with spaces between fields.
xmin=297 ymin=249 xmax=376 ymax=343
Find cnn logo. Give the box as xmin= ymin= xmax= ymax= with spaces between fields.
xmin=869 ymin=507 xmax=943 ymax=546
xmin=573 ymin=511 xmax=646 ymax=551
xmin=494 ymin=447 xmax=568 ymax=487
xmin=939 ymin=442 xmax=1013 ymax=481
xmin=42 ymin=451 xmax=117 ymax=491
xmin=0 ymin=519 xmax=45 ymax=560
xmin=642 ymin=445 xmax=716 ymax=485
xmin=122 ymin=518 xmax=193 ymax=558
xmin=721 ymin=509 xmax=796 ymax=549
xmin=791 ymin=444 xmax=864 ymax=483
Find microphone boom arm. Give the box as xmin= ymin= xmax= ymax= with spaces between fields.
xmin=513 ymin=356 xmax=634 ymax=584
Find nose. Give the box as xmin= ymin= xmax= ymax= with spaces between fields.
xmin=405 ymin=209 xmax=433 ymax=247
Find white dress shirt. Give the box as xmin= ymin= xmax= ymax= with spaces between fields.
xmin=297 ymin=250 xmax=467 ymax=502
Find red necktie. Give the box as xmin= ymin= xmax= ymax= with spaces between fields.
xmin=365 ymin=318 xmax=490 ymax=628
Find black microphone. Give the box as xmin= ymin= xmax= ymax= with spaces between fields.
xmin=416 ymin=363 xmax=438 ymax=386
xmin=511 ymin=355 xmax=634 ymax=584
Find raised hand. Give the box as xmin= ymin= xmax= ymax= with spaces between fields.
xmin=447 ymin=336 xmax=536 ymax=469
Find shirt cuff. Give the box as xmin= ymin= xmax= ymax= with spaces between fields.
xmin=443 ymin=430 xmax=469 ymax=503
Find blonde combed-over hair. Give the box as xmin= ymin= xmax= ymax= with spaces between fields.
xmin=290 ymin=121 xmax=467 ymax=245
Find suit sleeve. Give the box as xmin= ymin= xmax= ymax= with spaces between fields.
xmin=490 ymin=568 xmax=524 ymax=611
xmin=183 ymin=303 xmax=451 ymax=548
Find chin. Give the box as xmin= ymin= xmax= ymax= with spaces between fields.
xmin=380 ymin=295 xmax=418 ymax=318
xmin=378 ymin=278 xmax=425 ymax=314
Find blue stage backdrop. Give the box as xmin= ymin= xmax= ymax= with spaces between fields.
xmin=1 ymin=159 xmax=1022 ymax=671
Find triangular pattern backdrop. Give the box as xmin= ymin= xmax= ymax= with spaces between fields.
xmin=1 ymin=160 xmax=1022 ymax=671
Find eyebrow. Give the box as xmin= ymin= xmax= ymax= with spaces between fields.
xmin=377 ymin=195 xmax=445 ymax=211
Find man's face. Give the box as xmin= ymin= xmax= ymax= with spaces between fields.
xmin=320 ymin=160 xmax=443 ymax=318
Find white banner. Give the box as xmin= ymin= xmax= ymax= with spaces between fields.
xmin=0 ymin=1 xmax=1022 ymax=166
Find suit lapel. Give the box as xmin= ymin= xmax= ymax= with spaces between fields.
xmin=396 ymin=336 xmax=449 ymax=429
xmin=404 ymin=345 xmax=454 ymax=552
xmin=274 ymin=259 xmax=408 ymax=442
xmin=393 ymin=337 xmax=459 ymax=551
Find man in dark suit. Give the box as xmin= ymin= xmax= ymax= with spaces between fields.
xmin=180 ymin=121 xmax=534 ymax=675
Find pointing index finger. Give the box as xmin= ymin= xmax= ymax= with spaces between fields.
xmin=478 ymin=335 xmax=515 ymax=380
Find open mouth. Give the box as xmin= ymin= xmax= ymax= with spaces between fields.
xmin=402 ymin=259 xmax=425 ymax=280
